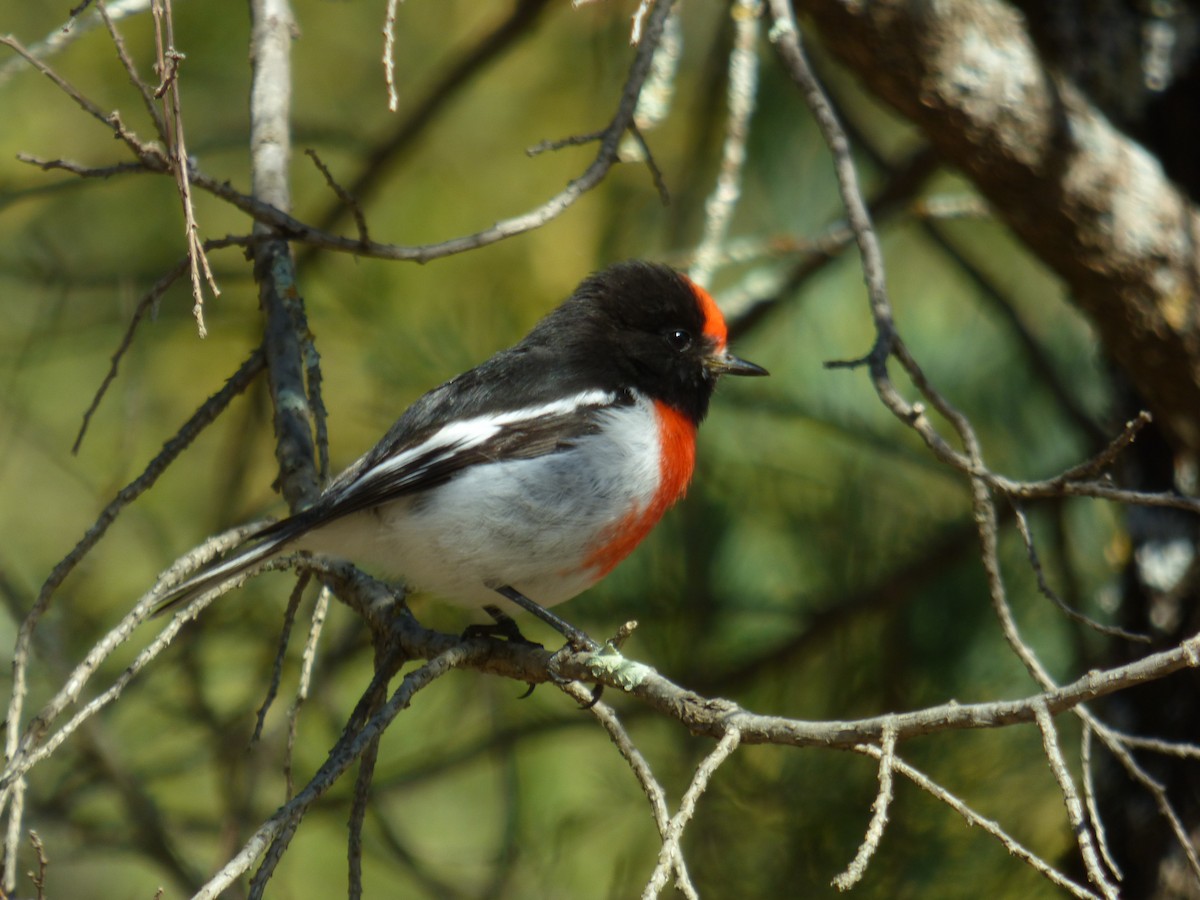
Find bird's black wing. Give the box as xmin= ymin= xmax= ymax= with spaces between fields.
xmin=256 ymin=383 xmax=633 ymax=543
xmin=315 ymin=403 xmax=613 ymax=521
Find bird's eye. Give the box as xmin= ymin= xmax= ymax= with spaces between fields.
xmin=664 ymin=328 xmax=693 ymax=352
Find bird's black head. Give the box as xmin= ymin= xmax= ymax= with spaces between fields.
xmin=527 ymin=261 xmax=767 ymax=424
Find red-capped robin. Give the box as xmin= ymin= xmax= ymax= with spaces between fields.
xmin=154 ymin=261 xmax=767 ymax=645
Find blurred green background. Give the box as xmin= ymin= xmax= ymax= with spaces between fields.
xmin=0 ymin=1 xmax=1116 ymax=897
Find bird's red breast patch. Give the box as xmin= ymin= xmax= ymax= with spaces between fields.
xmin=582 ymin=401 xmax=697 ymax=580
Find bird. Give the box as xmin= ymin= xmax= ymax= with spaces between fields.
xmin=154 ymin=261 xmax=767 ymax=645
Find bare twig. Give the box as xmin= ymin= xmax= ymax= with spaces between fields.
xmin=560 ymin=682 xmax=697 ymax=898
xmin=71 ymin=236 xmax=254 ymax=454
xmin=1012 ymin=503 xmax=1150 ymax=642
xmin=0 ymin=35 xmax=161 ymax=164
xmin=0 ymin=0 xmax=152 ymax=86
xmin=308 ymin=0 xmax=554 ymax=242
xmin=97 ymin=0 xmax=168 ymax=142
xmin=1 ymin=349 xmax=265 ymax=888
xmin=762 ymin=15 xmax=1200 ymax=887
xmin=1112 ymin=731 xmax=1200 ymax=760
xmin=251 ymin=641 xmax=405 ymax=896
xmin=348 ymin=731 xmax=382 ymax=900
xmin=1034 ymin=701 xmax=1119 ymax=899
xmin=2 ymin=563 xmax=237 ymax=794
xmin=305 ymin=149 xmax=369 ymax=245
xmin=15 ymin=155 xmax=151 ymax=179
xmin=253 ymin=574 xmax=310 ymax=744
xmin=1081 ymin=725 xmax=1124 ymax=883
xmin=799 ymin=0 xmax=1200 ymax=456
xmin=1087 ymin=714 xmax=1200 ymax=884
xmin=197 ymin=644 xmax=475 ymax=900
xmin=689 ymin=0 xmax=762 ymax=288
xmin=642 ymin=726 xmax=742 ymax=899
xmin=27 ymin=830 xmax=48 ymax=900
xmin=332 ymin=0 xmax=676 ymax=260
xmin=861 ymin=745 xmax=1101 ymax=899
xmin=382 ymin=0 xmax=401 ymax=111
xmin=151 ymin=0 xmax=220 ymax=335
xmin=765 ymin=1 xmax=894 ymax=372
xmin=832 ymin=722 xmax=896 ymax=891
xmin=624 ymin=122 xmax=671 ymax=205
xmin=285 ymin=585 xmax=331 ymax=799
xmin=348 ymin=634 xmax=398 ymax=900
xmin=828 ymin=97 xmax=1105 ymax=445
xmin=526 ymin=128 xmax=606 ymax=156
xmin=304 ymin=565 xmax=1200 ymax=750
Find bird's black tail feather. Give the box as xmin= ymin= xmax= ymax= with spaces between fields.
xmin=151 ymin=527 xmax=294 ymax=617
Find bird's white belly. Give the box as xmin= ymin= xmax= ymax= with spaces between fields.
xmin=295 ymin=399 xmax=664 ymax=608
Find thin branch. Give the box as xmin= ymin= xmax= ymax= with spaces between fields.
xmin=1086 ymin=713 xmax=1200 ymax=884
xmin=642 ymin=726 xmax=742 ymax=899
xmin=252 ymin=574 xmax=309 ymax=744
xmin=285 ymin=585 xmax=330 ymax=799
xmin=308 ymin=0 xmax=554 ymax=242
xmin=382 ymin=0 xmax=401 ymax=111
xmin=798 ymin=0 xmax=1200 ymax=455
xmin=74 ymin=256 xmax=187 ymax=453
xmin=1012 ymin=502 xmax=1150 ymax=642
xmin=347 ymin=731 xmax=382 ymax=900
xmin=151 ymin=0 xmax=220 ymax=336
xmin=196 ymin=644 xmax=475 ymax=900
xmin=2 ymin=568 xmax=235 ymax=795
xmin=860 ymin=744 xmax=1102 ymax=899
xmin=765 ymin=1 xmax=894 ymax=372
xmin=302 ymin=562 xmax=1200 ymax=750
xmin=832 ymin=722 xmax=896 ymax=891
xmin=747 ymin=29 xmax=1197 ymax=881
xmin=829 ymin=97 xmax=1106 ymax=445
xmin=71 ymin=236 xmax=254 ymax=454
xmin=624 ymin=122 xmax=671 ymax=205
xmin=250 ymin=641 xmax=406 ymax=896
xmin=15 ymin=155 xmax=151 ymax=179
xmin=0 ymin=0 xmax=153 ymax=86
xmin=689 ymin=0 xmax=762 ymax=288
xmin=27 ymin=830 xmax=48 ymax=900
xmin=1 ymin=349 xmax=266 ymax=889
xmin=348 ymin=633 xmax=402 ymax=900
xmin=1034 ymin=701 xmax=1119 ymax=899
xmin=305 ymin=149 xmax=369 ymax=245
xmin=97 ymin=0 xmax=168 ymax=143
xmin=0 ymin=35 xmax=162 ymax=165
xmin=560 ymin=682 xmax=697 ymax=899
xmin=1112 ymin=731 xmax=1200 ymax=760
xmin=333 ymin=0 xmax=676 ymax=260
xmin=1081 ymin=725 xmax=1124 ymax=884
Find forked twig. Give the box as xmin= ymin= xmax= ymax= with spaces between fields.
xmin=642 ymin=727 xmax=742 ymax=899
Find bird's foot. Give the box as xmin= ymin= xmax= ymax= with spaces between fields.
xmin=464 ymin=604 xmax=542 ymax=699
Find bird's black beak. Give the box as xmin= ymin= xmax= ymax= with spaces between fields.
xmin=706 ymin=348 xmax=768 ymax=377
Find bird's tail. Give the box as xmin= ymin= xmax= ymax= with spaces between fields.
xmin=151 ymin=524 xmax=295 ymax=617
